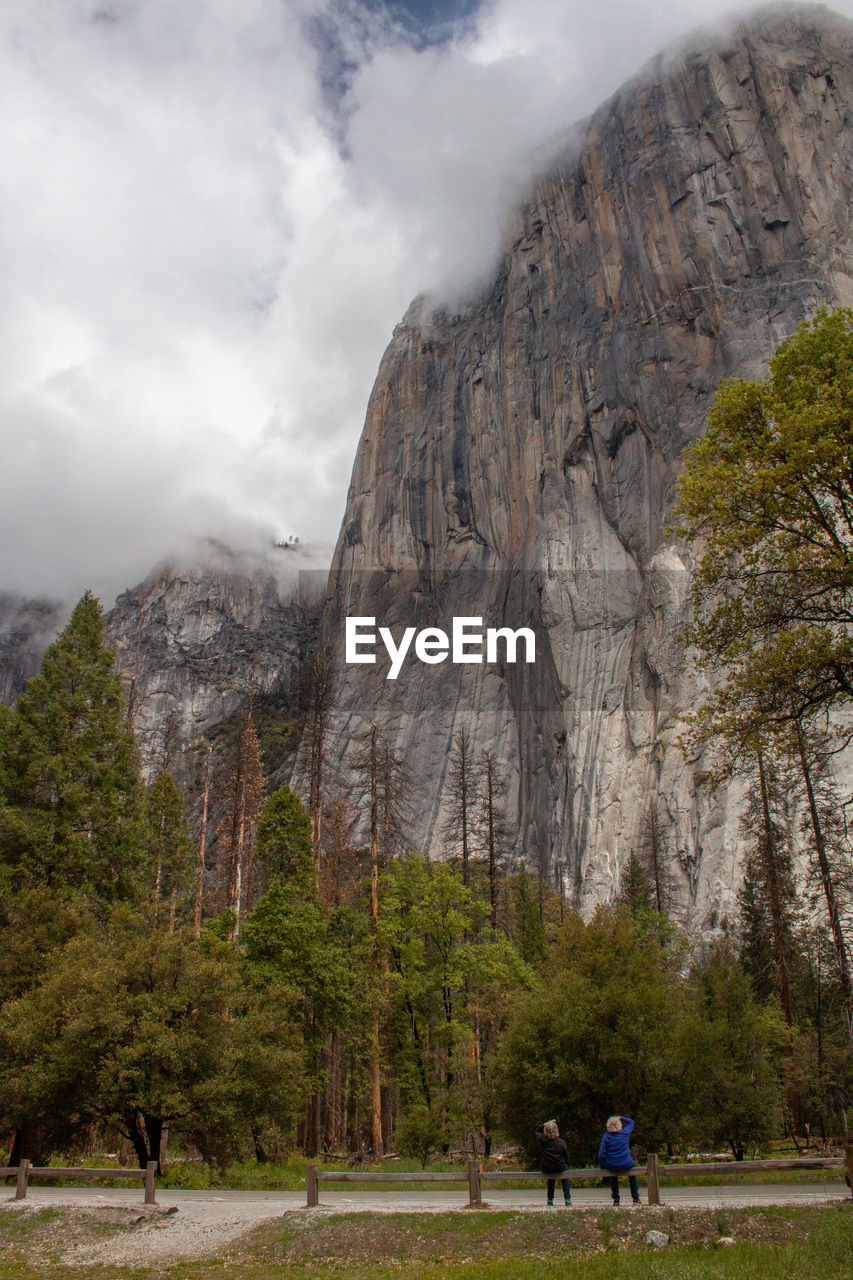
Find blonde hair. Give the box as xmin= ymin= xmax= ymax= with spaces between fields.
xmin=606 ymin=1115 xmax=623 ymax=1133
xmin=543 ymin=1120 xmax=559 ymax=1139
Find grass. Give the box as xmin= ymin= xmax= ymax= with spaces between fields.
xmin=0 ymin=1201 xmax=850 ymax=1279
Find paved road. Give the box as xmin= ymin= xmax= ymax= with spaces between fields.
xmin=11 ymin=1181 xmax=852 ymax=1212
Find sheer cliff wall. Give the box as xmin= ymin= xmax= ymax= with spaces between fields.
xmin=320 ymin=7 xmax=853 ymax=931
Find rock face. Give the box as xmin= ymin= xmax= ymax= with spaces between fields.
xmin=104 ymin=542 xmax=317 ymax=781
xmin=321 ymin=7 xmax=853 ymax=930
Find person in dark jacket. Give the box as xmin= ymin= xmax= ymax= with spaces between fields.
xmin=598 ymin=1114 xmax=641 ymax=1205
xmin=536 ymin=1120 xmax=572 ymax=1205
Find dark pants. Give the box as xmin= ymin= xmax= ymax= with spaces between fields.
xmin=546 ymin=1175 xmax=572 ymax=1203
xmin=604 ymin=1170 xmax=639 ymax=1203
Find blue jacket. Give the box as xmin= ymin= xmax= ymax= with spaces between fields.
xmin=598 ymin=1117 xmax=635 ymax=1170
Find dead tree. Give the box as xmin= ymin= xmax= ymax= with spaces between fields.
xmin=350 ymin=721 xmax=412 ymax=1157
xmin=637 ymin=797 xmax=676 ymax=913
xmin=299 ymin=642 xmax=340 ymax=892
xmin=220 ymin=711 xmax=266 ymax=942
xmin=193 ymin=743 xmax=212 ymax=938
xmin=475 ymin=749 xmax=513 ymax=932
xmin=441 ymin=728 xmax=482 ymax=886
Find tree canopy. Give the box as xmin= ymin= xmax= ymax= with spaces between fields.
xmin=674 ymin=308 xmax=853 ymax=754
xmin=0 ymin=591 xmax=143 ymax=899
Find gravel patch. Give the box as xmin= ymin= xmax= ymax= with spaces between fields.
xmin=4 ymin=1183 xmax=849 ymax=1267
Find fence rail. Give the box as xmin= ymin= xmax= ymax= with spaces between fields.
xmin=306 ymin=1148 xmax=853 ymax=1208
xmin=2 ymin=1160 xmax=157 ymax=1204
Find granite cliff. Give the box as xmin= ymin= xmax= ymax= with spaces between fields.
xmin=320 ymin=5 xmax=853 ymax=932
xmin=103 ymin=542 xmax=317 ymax=784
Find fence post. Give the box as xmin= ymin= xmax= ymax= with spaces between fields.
xmin=845 ymin=1145 xmax=853 ymax=1199
xmin=306 ymin=1163 xmax=319 ymax=1208
xmin=467 ymin=1159 xmax=482 ymax=1207
xmin=15 ymin=1160 xmax=30 ymax=1201
xmin=646 ymin=1153 xmax=661 ymax=1206
xmin=144 ymin=1162 xmax=157 ymax=1205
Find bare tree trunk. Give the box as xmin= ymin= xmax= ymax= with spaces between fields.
xmin=225 ymin=713 xmax=265 ymax=944
xmin=756 ymin=750 xmax=802 ymax=1135
xmin=328 ymin=1032 xmax=341 ymax=1151
xmin=368 ymin=722 xmax=384 ymax=1158
xmin=304 ymin=644 xmax=338 ymax=897
xmin=485 ymin=753 xmax=497 ymax=930
xmin=444 ymin=729 xmax=476 ymax=885
xmin=796 ymin=729 xmax=853 ymax=1040
xmin=757 ymin=751 xmax=794 ymax=1027
xmin=194 ymin=745 xmax=211 ymax=938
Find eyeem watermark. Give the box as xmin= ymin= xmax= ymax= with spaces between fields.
xmin=345 ymin=616 xmax=536 ymax=680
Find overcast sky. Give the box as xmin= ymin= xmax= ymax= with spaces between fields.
xmin=1 ymin=0 xmax=848 ymax=604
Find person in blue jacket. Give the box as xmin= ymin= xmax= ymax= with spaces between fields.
xmin=598 ymin=1114 xmax=641 ymax=1205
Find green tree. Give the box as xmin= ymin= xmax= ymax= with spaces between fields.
xmin=0 ymin=909 xmax=104 ymax=1164
xmin=735 ymin=753 xmax=799 ymax=1024
xmin=242 ymin=879 xmax=369 ymax=1155
xmin=509 ymin=867 xmax=547 ymax=965
xmin=380 ymin=853 xmax=531 ymax=1153
xmin=0 ymin=909 xmax=248 ymax=1169
xmin=255 ymin=785 xmax=314 ymax=889
xmin=0 ymin=592 xmax=143 ymax=900
xmin=675 ymin=310 xmax=853 ymax=1037
xmin=144 ymin=771 xmax=195 ymax=929
xmin=496 ymin=909 xmax=686 ymax=1160
xmin=617 ymin=851 xmax=656 ymax=915
xmin=674 ymin=308 xmax=853 ymax=749
xmin=230 ymin=976 xmax=307 ymax=1163
xmin=680 ymin=943 xmax=787 ymax=1159
xmin=395 ymin=1101 xmax=444 ymax=1167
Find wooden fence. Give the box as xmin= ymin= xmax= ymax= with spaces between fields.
xmin=306 ymin=1148 xmax=853 ymax=1208
xmin=2 ymin=1160 xmax=157 ymax=1204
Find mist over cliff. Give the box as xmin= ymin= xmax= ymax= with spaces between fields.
xmin=318 ymin=4 xmax=853 ymax=931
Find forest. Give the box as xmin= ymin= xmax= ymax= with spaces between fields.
xmin=1 ymin=312 xmax=852 ymax=1175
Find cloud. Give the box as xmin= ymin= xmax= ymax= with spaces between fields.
xmin=1 ymin=0 xmax=848 ymax=604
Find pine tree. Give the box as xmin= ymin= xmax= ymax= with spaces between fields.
xmin=637 ymin=797 xmax=676 ymax=913
xmin=143 ymin=771 xmax=195 ymax=932
xmin=255 ymin=785 xmax=314 ymax=890
xmin=0 ymin=591 xmax=143 ymax=901
xmin=736 ymin=752 xmax=799 ymax=1026
xmin=618 ymin=851 xmax=655 ymax=914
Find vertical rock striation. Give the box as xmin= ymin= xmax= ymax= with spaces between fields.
xmin=104 ymin=542 xmax=316 ymax=781
xmin=322 ymin=6 xmax=853 ymax=931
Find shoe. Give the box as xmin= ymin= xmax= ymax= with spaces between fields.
xmin=564 ymin=1200 xmax=572 ymax=1207
xmin=612 ymin=1199 xmax=620 ymax=1206
xmin=632 ymin=1198 xmax=641 ymax=1205
xmin=547 ymin=1200 xmax=553 ymax=1206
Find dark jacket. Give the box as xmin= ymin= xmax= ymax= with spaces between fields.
xmin=598 ymin=1117 xmax=635 ymax=1170
xmin=536 ymin=1125 xmax=570 ymax=1174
